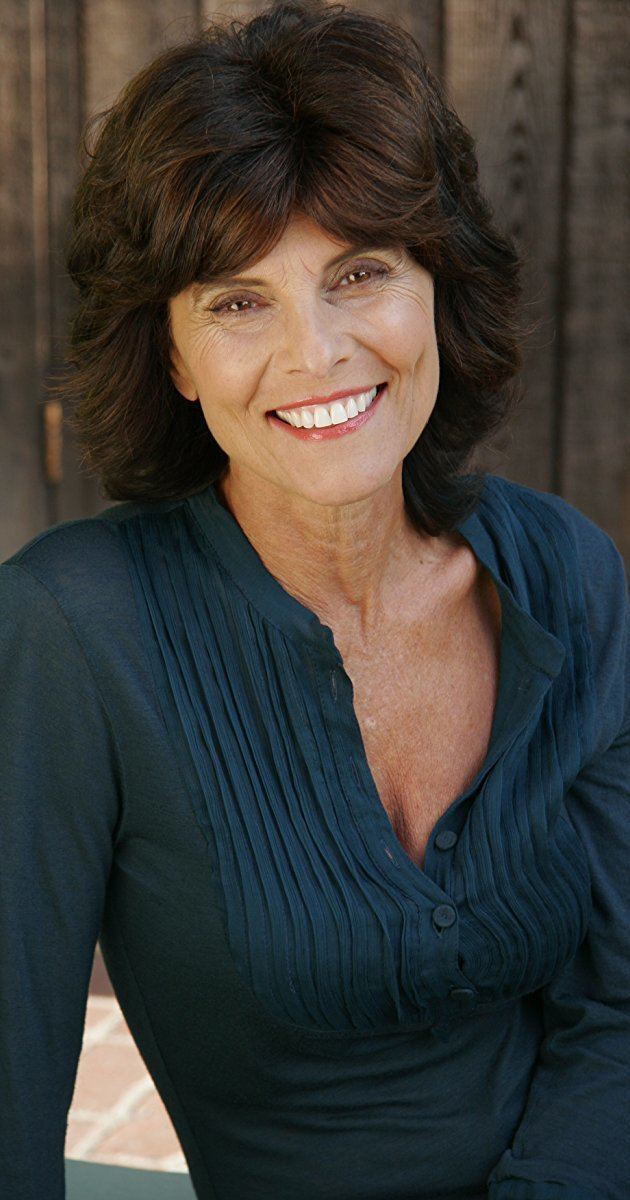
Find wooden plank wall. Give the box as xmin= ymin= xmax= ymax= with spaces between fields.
xmin=1 ymin=0 xmax=628 ymax=563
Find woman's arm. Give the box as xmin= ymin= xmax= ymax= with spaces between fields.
xmin=487 ymin=509 xmax=630 ymax=1200
xmin=0 ymin=562 xmax=122 ymax=1200
xmin=487 ymin=721 xmax=630 ymax=1199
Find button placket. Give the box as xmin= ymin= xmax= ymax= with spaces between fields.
xmin=420 ymin=899 xmax=478 ymax=1020
xmin=449 ymin=986 xmax=476 ymax=1008
xmin=434 ymin=829 xmax=458 ymax=851
xmin=432 ymin=903 xmax=457 ymax=931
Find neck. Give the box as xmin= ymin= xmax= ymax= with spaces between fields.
xmin=214 ymin=467 xmax=459 ymax=652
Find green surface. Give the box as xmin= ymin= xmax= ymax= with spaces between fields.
xmin=65 ymin=1157 xmax=196 ymax=1199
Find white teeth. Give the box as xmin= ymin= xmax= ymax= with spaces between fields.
xmin=275 ymin=385 xmax=380 ymax=429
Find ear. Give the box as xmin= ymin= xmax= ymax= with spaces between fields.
xmin=168 ymin=342 xmax=198 ymax=403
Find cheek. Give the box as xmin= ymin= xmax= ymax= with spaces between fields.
xmin=195 ymin=336 xmax=258 ymax=404
xmin=194 ymin=353 xmax=263 ymax=442
xmin=375 ymin=296 xmax=436 ymax=366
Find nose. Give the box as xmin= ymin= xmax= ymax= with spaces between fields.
xmin=277 ymin=293 xmax=351 ymax=379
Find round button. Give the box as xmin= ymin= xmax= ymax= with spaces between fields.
xmin=435 ymin=830 xmax=458 ymax=850
xmin=450 ymin=986 xmax=475 ymax=1001
xmin=432 ymin=904 xmax=457 ymax=929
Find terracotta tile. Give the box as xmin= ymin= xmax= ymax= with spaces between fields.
xmin=86 ymin=995 xmax=133 ymax=1038
xmin=71 ymin=1041 xmax=149 ymax=1113
xmin=89 ymin=947 xmax=114 ymax=996
xmin=91 ymin=1091 xmax=183 ymax=1159
xmin=83 ymin=1000 xmax=119 ymax=1036
xmin=105 ymin=1032 xmax=134 ymax=1047
xmin=65 ymin=1115 xmax=99 ymax=1153
xmin=162 ymin=1152 xmax=189 ymax=1173
xmin=114 ymin=1015 xmax=133 ymax=1037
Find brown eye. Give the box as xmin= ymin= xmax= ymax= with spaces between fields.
xmin=337 ymin=263 xmax=389 ymax=288
xmin=209 ymin=296 xmax=260 ymax=317
xmin=207 ymin=261 xmax=389 ymax=320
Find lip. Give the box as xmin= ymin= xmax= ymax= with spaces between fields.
xmin=267 ymin=383 xmax=388 ymax=441
xmin=270 ymin=383 xmax=385 ymax=414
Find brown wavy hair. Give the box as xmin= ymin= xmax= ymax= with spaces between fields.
xmin=50 ymin=0 xmax=533 ymax=534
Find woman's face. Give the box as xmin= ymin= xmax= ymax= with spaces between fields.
xmin=168 ymin=213 xmax=439 ymax=508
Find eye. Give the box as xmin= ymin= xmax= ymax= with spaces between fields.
xmin=207 ymin=259 xmax=390 ymax=319
xmin=209 ymin=295 xmax=260 ymax=317
xmin=336 ymin=262 xmax=390 ymax=289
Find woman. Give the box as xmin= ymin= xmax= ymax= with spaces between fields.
xmin=1 ymin=2 xmax=627 ymax=1198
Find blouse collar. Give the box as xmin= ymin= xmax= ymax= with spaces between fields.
xmin=186 ymin=476 xmax=567 ymax=690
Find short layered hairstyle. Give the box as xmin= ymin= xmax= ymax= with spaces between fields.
xmin=52 ymin=0 xmax=531 ymax=534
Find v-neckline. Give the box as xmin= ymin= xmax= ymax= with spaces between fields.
xmin=186 ymin=475 xmax=567 ymax=895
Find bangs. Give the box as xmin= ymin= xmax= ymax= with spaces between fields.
xmin=144 ymin=51 xmax=448 ymax=299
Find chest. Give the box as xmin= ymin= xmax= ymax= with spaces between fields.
xmin=338 ymin=565 xmax=503 ymax=872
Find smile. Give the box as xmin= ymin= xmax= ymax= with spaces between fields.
xmin=267 ymin=383 xmax=388 ymax=440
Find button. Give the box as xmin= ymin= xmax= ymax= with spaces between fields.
xmin=435 ymin=830 xmax=458 ymax=850
xmin=432 ymin=904 xmax=457 ymax=929
xmin=450 ymin=987 xmax=475 ymax=1001
xmin=449 ymin=986 xmax=476 ymax=1013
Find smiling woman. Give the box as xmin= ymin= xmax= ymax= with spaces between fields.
xmin=166 ymin=213 xmax=442 ymax=503
xmin=47 ymin=0 xmax=527 ymax=534
xmin=3 ymin=2 xmax=629 ymax=1200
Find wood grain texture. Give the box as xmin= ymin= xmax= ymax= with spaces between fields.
xmin=44 ymin=0 xmax=96 ymax=520
xmin=82 ymin=0 xmax=198 ymax=118
xmin=199 ymin=0 xmax=270 ymax=26
xmin=341 ymin=0 xmax=442 ymax=77
xmin=560 ymin=0 xmax=630 ymax=559
xmin=0 ymin=0 xmax=48 ymax=557
xmin=444 ymin=0 xmax=570 ymax=493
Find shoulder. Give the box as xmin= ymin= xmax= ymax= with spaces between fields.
xmin=0 ymin=496 xmax=186 ymax=642
xmin=482 ymin=473 xmax=628 ymax=746
xmin=482 ymin=472 xmax=628 ymax=621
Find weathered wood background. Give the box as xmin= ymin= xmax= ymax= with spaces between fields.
xmin=1 ymin=0 xmax=628 ymax=565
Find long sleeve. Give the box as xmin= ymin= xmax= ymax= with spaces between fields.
xmin=487 ymin=517 xmax=630 ymax=1200
xmin=0 ymin=562 xmax=123 ymax=1199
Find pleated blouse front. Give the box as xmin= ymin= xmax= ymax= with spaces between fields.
xmin=120 ymin=475 xmax=590 ymax=1043
xmin=1 ymin=471 xmax=628 ymax=1200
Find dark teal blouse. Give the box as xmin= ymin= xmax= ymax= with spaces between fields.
xmin=0 ymin=473 xmax=628 ymax=1200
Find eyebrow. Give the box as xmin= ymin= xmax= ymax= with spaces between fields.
xmin=191 ymin=243 xmax=389 ymax=306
